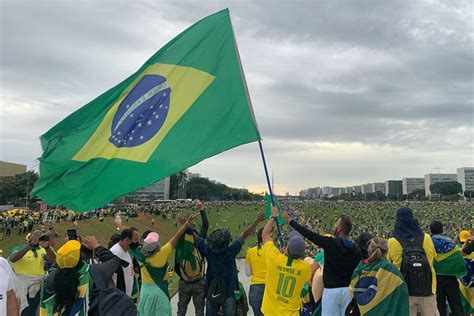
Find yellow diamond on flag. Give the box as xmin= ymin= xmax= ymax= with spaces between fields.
xmin=73 ymin=63 xmax=215 ymax=163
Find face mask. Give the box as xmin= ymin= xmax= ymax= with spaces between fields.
xmin=129 ymin=242 xmax=140 ymax=249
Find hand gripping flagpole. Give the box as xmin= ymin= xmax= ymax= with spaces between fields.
xmin=258 ymin=140 xmax=285 ymax=249
xmin=229 ymin=10 xmax=284 ymax=249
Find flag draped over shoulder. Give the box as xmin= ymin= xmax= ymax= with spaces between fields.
xmin=175 ymin=229 xmax=197 ymax=270
xmin=459 ymin=258 xmax=474 ymax=315
xmin=459 ymin=279 xmax=474 ymax=316
xmin=349 ymin=259 xmax=409 ymax=316
xmin=264 ymin=193 xmax=286 ymax=224
xmin=32 ymin=9 xmax=260 ymax=211
xmin=431 ymin=234 xmax=467 ymax=277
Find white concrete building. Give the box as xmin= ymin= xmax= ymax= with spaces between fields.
xmin=361 ymin=184 xmax=374 ymax=194
xmin=457 ymin=167 xmax=474 ymax=193
xmin=307 ymin=187 xmax=321 ymax=199
xmin=322 ymin=186 xmax=332 ymax=196
xmin=424 ymin=173 xmax=457 ymax=196
xmin=352 ymin=185 xmax=362 ymax=194
xmin=370 ymin=183 xmax=385 ymax=194
xmin=385 ymin=180 xmax=403 ymax=196
xmin=402 ymin=178 xmax=425 ymax=195
xmin=128 ymin=177 xmax=170 ymax=203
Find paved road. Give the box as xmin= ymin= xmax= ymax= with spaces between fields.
xmin=171 ymin=258 xmax=254 ymax=315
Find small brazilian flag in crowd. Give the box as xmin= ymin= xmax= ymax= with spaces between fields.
xmin=349 ymin=259 xmax=409 ymax=316
xmin=264 ymin=193 xmax=286 ymax=224
xmin=432 ymin=234 xmax=467 ymax=277
xmin=32 ymin=9 xmax=260 ymax=211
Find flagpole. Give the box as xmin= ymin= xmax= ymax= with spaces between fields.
xmin=258 ymin=140 xmax=285 ymax=249
xmin=228 ymin=11 xmax=284 ymax=249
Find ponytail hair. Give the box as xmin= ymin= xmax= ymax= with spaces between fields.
xmin=367 ymin=237 xmax=388 ymax=264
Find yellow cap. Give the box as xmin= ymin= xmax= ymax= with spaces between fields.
xmin=56 ymin=240 xmax=81 ymax=269
xmin=459 ymin=230 xmax=472 ymax=243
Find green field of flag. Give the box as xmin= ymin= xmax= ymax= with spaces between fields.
xmin=32 ymin=9 xmax=260 ymax=211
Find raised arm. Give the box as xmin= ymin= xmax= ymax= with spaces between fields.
xmin=262 ymin=206 xmax=278 ymax=244
xmin=169 ymin=212 xmax=200 ymax=248
xmin=195 ymin=200 xmax=209 ymax=239
xmin=39 ymin=240 xmax=56 ymax=264
xmin=9 ymin=244 xmax=33 ymax=263
xmin=281 ymin=211 xmax=331 ymax=248
xmin=242 ymin=212 xmax=264 ymax=241
xmin=82 ymin=236 xmax=121 ymax=283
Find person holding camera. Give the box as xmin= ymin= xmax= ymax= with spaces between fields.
xmin=8 ymin=230 xmax=56 ymax=316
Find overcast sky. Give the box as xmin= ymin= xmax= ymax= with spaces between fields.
xmin=1 ymin=0 xmax=472 ymax=194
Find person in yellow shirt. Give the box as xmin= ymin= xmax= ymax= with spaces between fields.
xmin=387 ymin=207 xmax=439 ymax=316
xmin=245 ymin=228 xmax=267 ymax=316
xmin=9 ymin=230 xmax=56 ymax=316
xmin=460 ymin=230 xmax=474 ymax=259
xmin=129 ymin=212 xmax=199 ymax=316
xmin=260 ymin=206 xmax=312 ymax=316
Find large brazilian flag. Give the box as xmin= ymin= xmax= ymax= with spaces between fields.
xmin=349 ymin=259 xmax=409 ymax=316
xmin=32 ymin=9 xmax=260 ymax=211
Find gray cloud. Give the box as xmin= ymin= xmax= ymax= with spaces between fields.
xmin=0 ymin=0 xmax=472 ymax=193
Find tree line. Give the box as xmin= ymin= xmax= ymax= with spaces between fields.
xmin=170 ymin=173 xmax=261 ymax=201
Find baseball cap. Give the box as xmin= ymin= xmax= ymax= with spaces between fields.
xmin=56 ymin=240 xmax=81 ymax=269
xmin=142 ymin=232 xmax=160 ymax=253
xmin=25 ymin=230 xmax=45 ymax=242
xmin=460 ymin=230 xmax=472 ymax=243
xmin=287 ymin=231 xmax=305 ymax=259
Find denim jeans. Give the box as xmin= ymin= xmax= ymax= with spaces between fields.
xmin=206 ymin=296 xmax=236 ymax=316
xmin=177 ymin=278 xmax=205 ymax=316
xmin=321 ymin=287 xmax=351 ymax=316
xmin=248 ymin=284 xmax=265 ymax=316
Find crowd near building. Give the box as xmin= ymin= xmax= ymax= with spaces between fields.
xmin=299 ymin=167 xmax=473 ymax=199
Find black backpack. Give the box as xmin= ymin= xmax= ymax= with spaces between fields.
xmin=88 ymin=265 xmax=137 ymax=316
xmin=397 ymin=235 xmax=432 ymax=296
xmin=206 ymin=275 xmax=227 ymax=305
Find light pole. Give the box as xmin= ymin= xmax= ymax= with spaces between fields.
xmin=25 ymin=162 xmax=39 ymax=210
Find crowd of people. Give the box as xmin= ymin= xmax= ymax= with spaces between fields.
xmin=0 ymin=200 xmax=473 ymax=316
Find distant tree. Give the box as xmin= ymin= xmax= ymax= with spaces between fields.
xmin=464 ymin=190 xmax=474 ymax=198
xmin=430 ymin=181 xmax=462 ymax=196
xmin=0 ymin=171 xmax=39 ymax=206
xmin=408 ymin=188 xmax=425 ymax=199
xmin=185 ymin=176 xmax=260 ymax=201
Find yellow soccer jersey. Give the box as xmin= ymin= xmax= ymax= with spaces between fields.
xmin=245 ymin=245 xmax=267 ymax=285
xmin=261 ymin=241 xmax=311 ymax=316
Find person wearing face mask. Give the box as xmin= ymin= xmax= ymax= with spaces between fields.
xmin=281 ymin=211 xmax=361 ymax=316
xmin=110 ymin=227 xmax=139 ymax=297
